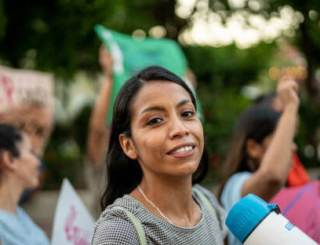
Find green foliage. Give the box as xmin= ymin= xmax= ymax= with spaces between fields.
xmin=215 ymin=0 xmax=320 ymax=101
xmin=0 ymin=0 xmax=6 ymax=40
xmin=43 ymin=105 xmax=92 ymax=189
xmin=1 ymin=0 xmax=319 ymax=188
xmin=296 ymin=97 xmax=320 ymax=168
xmin=0 ymin=0 xmax=185 ymax=79
xmin=184 ymin=43 xmax=276 ymax=88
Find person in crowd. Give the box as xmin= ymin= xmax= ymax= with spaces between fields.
xmin=92 ymin=66 xmax=227 ymax=244
xmin=254 ymin=92 xmax=310 ymax=187
xmin=218 ymin=76 xmax=299 ymax=245
xmin=85 ymin=45 xmax=114 ymax=218
xmin=0 ymin=103 xmax=54 ymax=203
xmin=0 ymin=124 xmax=50 ymax=245
xmin=87 ymin=46 xmax=203 ymax=166
xmin=87 ymin=45 xmax=114 ymax=167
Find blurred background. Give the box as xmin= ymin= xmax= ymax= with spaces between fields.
xmin=1 ymin=0 xmax=320 ymax=187
xmin=1 ymin=0 xmax=320 ymax=235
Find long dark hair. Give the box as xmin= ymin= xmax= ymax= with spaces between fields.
xmin=101 ymin=66 xmax=208 ymax=210
xmin=218 ymin=105 xmax=281 ymax=198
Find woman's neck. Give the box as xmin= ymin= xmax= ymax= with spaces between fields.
xmin=131 ymin=175 xmax=201 ymax=227
xmin=0 ymin=177 xmax=23 ymax=213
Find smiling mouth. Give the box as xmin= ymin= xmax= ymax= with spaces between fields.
xmin=169 ymin=146 xmax=195 ymax=155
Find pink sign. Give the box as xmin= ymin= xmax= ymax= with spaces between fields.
xmin=52 ymin=179 xmax=95 ymax=245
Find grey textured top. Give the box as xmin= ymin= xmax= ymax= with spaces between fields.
xmin=92 ymin=185 xmax=227 ymax=245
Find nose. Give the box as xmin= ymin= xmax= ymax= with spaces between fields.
xmin=168 ymin=115 xmax=189 ymax=139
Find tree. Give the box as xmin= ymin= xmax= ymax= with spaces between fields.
xmin=0 ymin=0 xmax=187 ymax=78
xmin=210 ymin=0 xmax=320 ymax=103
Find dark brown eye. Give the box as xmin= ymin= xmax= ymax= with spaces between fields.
xmin=182 ymin=111 xmax=195 ymax=118
xmin=147 ymin=118 xmax=162 ymax=125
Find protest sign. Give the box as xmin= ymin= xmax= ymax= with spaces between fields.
xmin=0 ymin=65 xmax=54 ymax=155
xmin=51 ymin=179 xmax=95 ymax=245
xmin=94 ymin=24 xmax=203 ymax=122
xmin=0 ymin=65 xmax=54 ymax=111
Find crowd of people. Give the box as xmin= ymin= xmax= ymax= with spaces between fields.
xmin=0 ymin=44 xmax=317 ymax=245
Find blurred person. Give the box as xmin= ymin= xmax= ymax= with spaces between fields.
xmin=86 ymin=46 xmax=114 ymax=218
xmin=218 ymin=77 xmax=299 ymax=245
xmin=0 ymin=103 xmax=54 ymax=157
xmin=87 ymin=46 xmax=113 ymax=167
xmin=254 ymin=92 xmax=310 ymax=187
xmin=0 ymin=103 xmax=54 ymax=203
xmin=0 ymin=124 xmax=50 ymax=245
xmin=92 ymin=66 xmax=227 ymax=244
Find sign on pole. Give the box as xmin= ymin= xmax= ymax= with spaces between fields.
xmin=51 ymin=179 xmax=95 ymax=245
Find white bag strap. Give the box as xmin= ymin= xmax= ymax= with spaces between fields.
xmin=193 ymin=188 xmax=218 ymax=221
xmin=113 ymin=206 xmax=147 ymax=245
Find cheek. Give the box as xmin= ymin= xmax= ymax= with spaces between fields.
xmin=142 ymin=135 xmax=165 ymax=153
xmin=25 ymin=154 xmax=39 ymax=170
xmin=191 ymin=121 xmax=204 ymax=142
xmin=134 ymin=132 xmax=166 ymax=159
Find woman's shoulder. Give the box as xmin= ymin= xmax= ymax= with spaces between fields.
xmin=192 ymin=184 xmax=222 ymax=206
xmin=0 ymin=206 xmax=50 ymax=245
xmin=193 ymin=185 xmax=228 ymax=236
xmin=92 ymin=196 xmax=141 ymax=245
xmin=93 ymin=214 xmax=139 ymax=244
xmin=100 ymin=195 xmax=144 ymax=218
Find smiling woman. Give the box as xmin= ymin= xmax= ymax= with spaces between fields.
xmin=92 ymin=66 xmax=227 ymax=244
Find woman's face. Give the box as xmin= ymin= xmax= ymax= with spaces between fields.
xmin=15 ymin=135 xmax=41 ymax=189
xmin=121 ymin=80 xmax=204 ymax=179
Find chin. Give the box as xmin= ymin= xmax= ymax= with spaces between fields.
xmin=175 ymin=163 xmax=199 ymax=176
xmin=28 ymin=179 xmax=40 ymax=189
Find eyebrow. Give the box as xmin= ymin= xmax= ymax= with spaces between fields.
xmin=140 ymin=99 xmax=192 ymax=115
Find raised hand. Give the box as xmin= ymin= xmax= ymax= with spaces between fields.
xmin=99 ymin=45 xmax=114 ymax=78
xmin=277 ymin=75 xmax=299 ymax=110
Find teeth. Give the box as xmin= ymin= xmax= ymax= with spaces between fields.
xmin=171 ymin=146 xmax=193 ymax=154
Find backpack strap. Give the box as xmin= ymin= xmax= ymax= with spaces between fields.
xmin=113 ymin=206 xmax=147 ymax=245
xmin=193 ymin=188 xmax=218 ymax=221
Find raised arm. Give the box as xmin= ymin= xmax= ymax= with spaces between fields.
xmin=87 ymin=45 xmax=114 ymax=166
xmin=242 ymin=76 xmax=299 ymax=201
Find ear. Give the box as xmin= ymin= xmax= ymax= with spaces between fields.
xmin=119 ymin=134 xmax=138 ymax=160
xmin=246 ymin=139 xmax=263 ymax=160
xmin=0 ymin=151 xmax=17 ymax=172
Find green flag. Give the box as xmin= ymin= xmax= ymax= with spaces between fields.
xmin=94 ymin=24 xmax=203 ymax=123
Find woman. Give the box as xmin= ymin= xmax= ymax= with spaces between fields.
xmin=92 ymin=66 xmax=227 ymax=244
xmin=254 ymin=92 xmax=310 ymax=187
xmin=0 ymin=124 xmax=50 ymax=245
xmin=219 ymin=77 xmax=299 ymax=245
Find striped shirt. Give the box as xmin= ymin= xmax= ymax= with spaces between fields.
xmin=92 ymin=185 xmax=227 ymax=245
